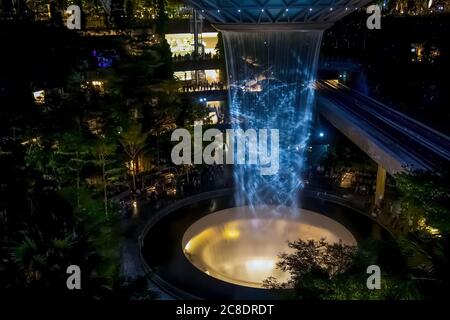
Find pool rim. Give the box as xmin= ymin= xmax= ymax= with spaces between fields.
xmin=139 ymin=188 xmax=392 ymax=300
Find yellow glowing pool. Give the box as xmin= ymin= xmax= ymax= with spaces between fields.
xmin=181 ymin=205 xmax=357 ymax=288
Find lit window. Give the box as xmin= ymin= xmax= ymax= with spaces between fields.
xmin=33 ymin=90 xmax=45 ymax=104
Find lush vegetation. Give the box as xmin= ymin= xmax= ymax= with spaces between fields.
xmin=265 ymin=169 xmax=450 ymax=300
xmin=0 ymin=9 xmax=207 ymax=299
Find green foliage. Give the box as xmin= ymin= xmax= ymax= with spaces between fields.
xmin=61 ymin=185 xmax=121 ymax=288
xmin=119 ymin=123 xmax=148 ymax=190
xmin=119 ymin=124 xmax=149 ymax=161
xmin=90 ymin=139 xmax=125 ymax=215
xmin=394 ymin=232 xmax=450 ymax=299
xmin=327 ymin=275 xmax=422 ymax=300
xmin=394 ymin=170 xmax=450 ymax=233
xmin=278 ymin=239 xmax=356 ymax=280
xmin=262 ymin=239 xmax=357 ymax=291
xmin=2 ymin=186 xmax=99 ymax=291
xmin=265 ymin=238 xmax=424 ymax=300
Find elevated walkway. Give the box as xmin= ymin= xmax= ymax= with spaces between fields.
xmin=316 ymin=80 xmax=450 ymax=174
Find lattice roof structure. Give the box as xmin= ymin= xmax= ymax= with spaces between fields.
xmin=185 ymin=0 xmax=373 ymax=30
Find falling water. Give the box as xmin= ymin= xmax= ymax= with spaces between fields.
xmin=222 ymin=30 xmax=323 ymax=214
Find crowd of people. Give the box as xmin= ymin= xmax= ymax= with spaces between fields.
xmin=311 ymin=165 xmax=377 ymax=197
xmin=173 ymin=52 xmax=219 ymax=62
xmin=117 ymin=164 xmax=231 ymax=216
xmin=117 ymin=160 xmax=410 ymax=234
xmin=181 ymin=81 xmax=227 ymax=92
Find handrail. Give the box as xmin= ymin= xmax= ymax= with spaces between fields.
xmin=139 ymin=188 xmax=234 ymax=300
xmin=138 ymin=187 xmax=392 ymax=300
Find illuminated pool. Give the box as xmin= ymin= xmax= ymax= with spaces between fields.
xmin=182 ymin=206 xmax=357 ymax=288
xmin=141 ymin=192 xmax=387 ymax=299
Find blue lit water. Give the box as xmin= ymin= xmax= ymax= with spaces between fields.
xmin=222 ymin=31 xmax=323 ymax=214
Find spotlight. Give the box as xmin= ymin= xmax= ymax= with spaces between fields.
xmin=319 ymin=132 xmax=324 ymax=138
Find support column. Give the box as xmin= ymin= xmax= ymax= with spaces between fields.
xmin=192 ymin=9 xmax=199 ymax=61
xmin=375 ymin=165 xmax=387 ymax=206
xmin=192 ymin=9 xmax=200 ymax=85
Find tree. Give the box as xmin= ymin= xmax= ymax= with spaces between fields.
xmin=55 ymin=131 xmax=90 ymax=209
xmin=0 ymin=140 xmax=103 ymax=293
xmin=7 ymin=192 xmax=97 ymax=291
xmin=119 ymin=124 xmax=149 ymax=192
xmin=264 ymin=238 xmax=423 ymax=300
xmin=395 ymin=232 xmax=450 ymax=299
xmin=394 ymin=170 xmax=450 ymax=234
xmin=91 ymin=140 xmax=117 ymax=216
xmin=263 ymin=239 xmax=356 ymax=291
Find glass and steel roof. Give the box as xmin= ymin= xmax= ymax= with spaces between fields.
xmin=185 ymin=0 xmax=373 ymax=29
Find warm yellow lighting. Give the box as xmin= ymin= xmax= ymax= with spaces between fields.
xmin=182 ymin=206 xmax=357 ymax=288
xmin=33 ymin=90 xmax=45 ymax=104
xmin=184 ymin=241 xmax=191 ymax=253
xmin=92 ymin=81 xmax=102 ymax=86
xmin=165 ymin=32 xmax=219 ymax=57
xmin=204 ymin=69 xmax=220 ymax=83
xmin=222 ymin=224 xmax=240 ymax=240
xmin=174 ymin=71 xmax=193 ymax=81
xmin=418 ymin=218 xmax=441 ymax=236
xmin=167 ymin=187 xmax=177 ymax=197
xmin=340 ymin=172 xmax=353 ymax=188
xmin=21 ymin=137 xmax=40 ymax=146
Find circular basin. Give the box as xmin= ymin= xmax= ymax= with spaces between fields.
xmin=181 ymin=205 xmax=357 ymax=288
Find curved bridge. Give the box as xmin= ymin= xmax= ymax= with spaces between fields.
xmin=182 ymin=80 xmax=450 ymax=175
xmin=316 ymin=80 xmax=450 ymax=174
